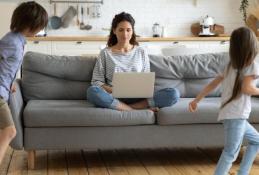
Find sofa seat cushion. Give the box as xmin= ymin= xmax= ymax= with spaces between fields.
xmin=24 ymin=100 xmax=155 ymax=127
xmin=157 ymin=97 xmax=259 ymax=125
xmin=158 ymin=97 xmax=221 ymax=125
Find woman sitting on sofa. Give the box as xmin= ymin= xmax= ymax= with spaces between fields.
xmin=87 ymin=12 xmax=180 ymax=111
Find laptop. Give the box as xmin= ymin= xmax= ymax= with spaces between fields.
xmin=112 ymin=72 xmax=155 ymax=98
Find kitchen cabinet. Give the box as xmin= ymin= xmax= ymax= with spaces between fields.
xmin=141 ymin=40 xmax=229 ymax=55
xmin=25 ymin=41 xmax=52 ymax=55
xmin=25 ymin=37 xmax=230 ymax=56
xmin=25 ymin=40 xmax=106 ymax=56
xmin=51 ymin=41 xmax=105 ymax=56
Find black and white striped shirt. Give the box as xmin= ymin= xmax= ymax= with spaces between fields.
xmin=91 ymin=46 xmax=150 ymax=87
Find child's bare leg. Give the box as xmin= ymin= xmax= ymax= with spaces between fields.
xmin=0 ymin=125 xmax=16 ymax=164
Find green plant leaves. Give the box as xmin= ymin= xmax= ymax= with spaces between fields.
xmin=240 ymin=0 xmax=249 ymax=22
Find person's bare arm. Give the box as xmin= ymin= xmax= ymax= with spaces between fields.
xmin=242 ymin=75 xmax=259 ymax=95
xmin=11 ymin=83 xmax=16 ymax=93
xmin=189 ymin=75 xmax=224 ymax=112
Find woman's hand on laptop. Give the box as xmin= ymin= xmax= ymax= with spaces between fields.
xmin=102 ymin=84 xmax=113 ymax=94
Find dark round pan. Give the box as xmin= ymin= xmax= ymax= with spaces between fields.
xmin=48 ymin=3 xmax=62 ymax=30
xmin=49 ymin=16 xmax=62 ymax=29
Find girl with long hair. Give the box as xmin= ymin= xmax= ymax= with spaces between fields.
xmin=189 ymin=26 xmax=259 ymax=175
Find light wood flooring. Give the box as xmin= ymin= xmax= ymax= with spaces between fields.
xmin=1 ymin=147 xmax=259 ymax=175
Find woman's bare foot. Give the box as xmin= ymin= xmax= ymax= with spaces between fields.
xmin=116 ymin=102 xmax=133 ymax=111
xmin=128 ymin=99 xmax=149 ymax=109
xmin=149 ymin=107 xmax=160 ymax=112
xmin=116 ymin=99 xmax=159 ymax=112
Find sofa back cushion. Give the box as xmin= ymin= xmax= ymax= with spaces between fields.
xmin=149 ymin=52 xmax=229 ymax=97
xmin=22 ymin=52 xmax=97 ymax=101
xmin=22 ymin=51 xmax=229 ymax=101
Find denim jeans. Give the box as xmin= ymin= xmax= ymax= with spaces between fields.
xmin=87 ymin=86 xmax=180 ymax=110
xmin=214 ymin=119 xmax=259 ymax=175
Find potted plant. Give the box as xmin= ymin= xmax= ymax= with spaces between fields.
xmin=240 ymin=0 xmax=249 ymax=22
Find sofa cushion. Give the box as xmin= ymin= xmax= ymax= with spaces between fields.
xmin=23 ymin=100 xmax=155 ymax=127
xmin=149 ymin=53 xmax=229 ymax=98
xmin=157 ymin=97 xmax=259 ymax=125
xmin=22 ymin=52 xmax=97 ymax=101
xmin=157 ymin=97 xmax=221 ymax=125
xmin=22 ymin=71 xmax=90 ymax=101
xmin=23 ymin=52 xmax=96 ymax=81
xmin=22 ymin=52 xmax=229 ymax=101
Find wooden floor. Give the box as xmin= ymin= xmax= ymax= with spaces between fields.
xmin=1 ymin=147 xmax=259 ymax=175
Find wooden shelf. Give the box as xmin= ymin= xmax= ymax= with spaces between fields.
xmin=27 ymin=36 xmax=231 ymax=42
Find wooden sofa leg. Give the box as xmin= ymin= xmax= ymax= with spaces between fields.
xmin=28 ymin=150 xmax=36 ymax=170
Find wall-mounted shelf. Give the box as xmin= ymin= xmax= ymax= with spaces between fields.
xmin=49 ymin=0 xmax=103 ymax=4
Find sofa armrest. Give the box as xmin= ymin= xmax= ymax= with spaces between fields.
xmin=9 ymin=79 xmax=24 ymax=149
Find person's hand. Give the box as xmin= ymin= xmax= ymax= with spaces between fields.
xmin=189 ymin=100 xmax=198 ymax=112
xmin=106 ymin=86 xmax=112 ymax=94
xmin=102 ymin=85 xmax=112 ymax=94
xmin=11 ymin=83 xmax=16 ymax=93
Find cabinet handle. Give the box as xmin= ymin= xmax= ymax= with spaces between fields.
xmin=76 ymin=41 xmax=82 ymax=44
xmin=220 ymin=41 xmax=227 ymax=45
xmin=33 ymin=41 xmax=39 ymax=44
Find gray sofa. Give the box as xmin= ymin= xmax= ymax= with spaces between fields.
xmin=9 ymin=51 xmax=259 ymax=169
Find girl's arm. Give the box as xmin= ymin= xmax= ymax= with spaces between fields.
xmin=189 ymin=75 xmax=224 ymax=112
xmin=11 ymin=83 xmax=16 ymax=93
xmin=242 ymin=75 xmax=259 ymax=95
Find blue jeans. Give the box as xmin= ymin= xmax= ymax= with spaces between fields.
xmin=87 ymin=86 xmax=180 ymax=110
xmin=214 ymin=119 xmax=259 ymax=175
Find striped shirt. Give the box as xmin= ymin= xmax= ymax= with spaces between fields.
xmin=91 ymin=46 xmax=150 ymax=87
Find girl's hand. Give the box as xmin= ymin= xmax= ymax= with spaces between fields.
xmin=189 ymin=100 xmax=198 ymax=112
xmin=11 ymin=84 xmax=16 ymax=93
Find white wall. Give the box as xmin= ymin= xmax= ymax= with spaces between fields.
xmin=0 ymin=0 xmax=244 ymax=37
xmin=0 ymin=2 xmax=17 ymax=37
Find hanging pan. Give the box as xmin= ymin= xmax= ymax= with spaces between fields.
xmin=49 ymin=3 xmax=62 ymax=30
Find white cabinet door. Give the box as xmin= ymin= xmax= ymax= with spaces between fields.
xmin=142 ymin=41 xmax=229 ymax=56
xmin=180 ymin=41 xmax=229 ymax=52
xmin=25 ymin=41 xmax=52 ymax=55
xmin=140 ymin=42 xmax=173 ymax=55
xmin=51 ymin=41 xmax=106 ymax=56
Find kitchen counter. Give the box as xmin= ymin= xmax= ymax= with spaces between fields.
xmin=26 ymin=36 xmax=231 ymax=42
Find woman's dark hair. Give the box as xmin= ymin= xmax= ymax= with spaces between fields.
xmin=221 ymin=27 xmax=258 ymax=108
xmin=107 ymin=12 xmax=138 ymax=47
xmin=10 ymin=1 xmax=48 ymax=33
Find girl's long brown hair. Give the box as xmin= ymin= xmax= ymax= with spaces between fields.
xmin=221 ymin=27 xmax=258 ymax=108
